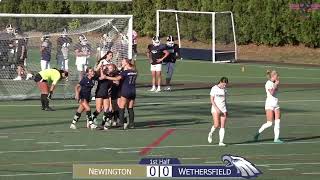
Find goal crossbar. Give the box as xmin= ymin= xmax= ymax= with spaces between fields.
xmin=156 ymin=9 xmax=237 ymax=63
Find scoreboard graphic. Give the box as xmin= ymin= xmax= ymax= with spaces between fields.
xmin=73 ymin=154 xmax=262 ymax=179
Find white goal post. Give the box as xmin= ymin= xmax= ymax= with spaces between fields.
xmin=156 ymin=9 xmax=237 ymax=63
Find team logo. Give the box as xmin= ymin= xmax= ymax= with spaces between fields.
xmin=222 ymin=154 xmax=262 ymax=179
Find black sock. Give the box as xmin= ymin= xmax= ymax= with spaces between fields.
xmin=72 ymin=112 xmax=81 ymax=124
xmin=119 ymin=108 xmax=125 ymax=125
xmin=93 ymin=110 xmax=99 ymax=118
xmin=86 ymin=111 xmax=93 ymax=124
xmin=44 ymin=94 xmax=49 ymax=108
xmin=40 ymin=94 xmax=46 ymax=108
xmin=102 ymin=111 xmax=109 ymax=126
xmin=128 ymin=108 xmax=134 ymax=125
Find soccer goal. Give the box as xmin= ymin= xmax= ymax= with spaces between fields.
xmin=156 ymin=9 xmax=237 ymax=63
xmin=0 ymin=13 xmax=133 ymax=100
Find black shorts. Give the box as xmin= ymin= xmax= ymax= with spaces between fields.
xmin=34 ymin=73 xmax=47 ymax=83
xmin=95 ymin=89 xmax=109 ymax=99
xmin=121 ymin=92 xmax=136 ymax=100
xmin=79 ymin=93 xmax=91 ymax=102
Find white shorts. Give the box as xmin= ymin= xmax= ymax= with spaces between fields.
xmin=211 ymin=105 xmax=227 ymax=114
xmin=40 ymin=60 xmax=50 ymax=70
xmin=76 ymin=57 xmax=88 ymax=71
xmin=265 ymin=99 xmax=280 ymax=110
xmin=150 ymin=64 xmax=162 ymax=72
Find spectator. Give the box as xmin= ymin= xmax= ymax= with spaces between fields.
xmin=40 ymin=35 xmax=52 ymax=70
xmin=74 ymin=34 xmax=92 ymax=80
xmin=56 ymin=29 xmax=72 ymax=72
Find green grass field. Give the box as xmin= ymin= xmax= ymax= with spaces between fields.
xmin=1 ymin=58 xmax=320 ymax=180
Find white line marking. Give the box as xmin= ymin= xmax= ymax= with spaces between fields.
xmin=259 ymin=162 xmax=320 ymax=166
xmin=0 ymin=136 xmax=8 ymax=138
xmin=180 ymin=157 xmax=202 ymax=160
xmin=1 ymin=140 xmax=320 ymax=154
xmin=204 ymin=161 xmax=222 ymax=164
xmin=301 ymin=172 xmax=320 ymax=175
xmin=2 ymin=99 xmax=320 ymax=107
xmin=12 ymin=139 xmax=35 ymax=141
xmin=36 ymin=142 xmax=61 ymax=144
xmin=63 ymin=144 xmax=87 ymax=147
xmin=117 ymin=150 xmax=140 ymax=154
xmin=269 ymin=168 xmax=294 ymax=171
xmin=0 ymin=172 xmax=71 ymax=177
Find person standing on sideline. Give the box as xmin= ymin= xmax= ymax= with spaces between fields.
xmin=75 ymin=34 xmax=92 ymax=80
xmin=56 ymin=29 xmax=72 ymax=72
xmin=40 ymin=35 xmax=52 ymax=70
xmin=147 ymin=36 xmax=169 ymax=92
xmin=163 ymin=35 xmax=180 ymax=91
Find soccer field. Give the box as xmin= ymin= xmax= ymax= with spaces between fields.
xmin=0 ymin=59 xmax=320 ymax=180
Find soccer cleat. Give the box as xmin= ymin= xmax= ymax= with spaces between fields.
xmin=111 ymin=121 xmax=117 ymax=127
xmin=149 ymin=87 xmax=156 ymax=91
xmin=164 ymin=86 xmax=171 ymax=91
xmin=219 ymin=142 xmax=226 ymax=146
xmin=45 ymin=107 xmax=55 ymax=111
xmin=13 ymin=76 xmax=22 ymax=81
xmin=274 ymin=139 xmax=284 ymax=144
xmin=105 ymin=119 xmax=111 ymax=127
xmin=70 ymin=124 xmax=77 ymax=130
xmin=128 ymin=124 xmax=135 ymax=129
xmin=90 ymin=123 xmax=97 ymax=130
xmin=25 ymin=73 xmax=33 ymax=80
xmin=207 ymin=133 xmax=213 ymax=144
xmin=155 ymin=88 xmax=161 ymax=93
xmin=123 ymin=123 xmax=128 ymax=130
xmin=254 ymin=133 xmax=260 ymax=142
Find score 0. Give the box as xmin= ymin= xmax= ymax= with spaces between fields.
xmin=147 ymin=165 xmax=173 ymax=178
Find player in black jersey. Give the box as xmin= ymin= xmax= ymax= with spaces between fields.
xmin=163 ymin=35 xmax=180 ymax=91
xmin=147 ymin=36 xmax=169 ymax=92
xmin=101 ymin=58 xmax=137 ymax=130
xmin=91 ymin=63 xmax=113 ymax=130
xmin=70 ymin=67 xmax=97 ymax=130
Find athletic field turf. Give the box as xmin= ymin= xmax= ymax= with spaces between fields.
xmin=0 ymin=59 xmax=320 ymax=180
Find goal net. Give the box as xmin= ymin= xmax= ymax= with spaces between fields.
xmin=156 ymin=10 xmax=237 ymax=63
xmin=0 ymin=13 xmax=133 ymax=100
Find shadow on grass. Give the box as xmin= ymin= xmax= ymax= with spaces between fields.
xmin=231 ymin=136 xmax=320 ymax=145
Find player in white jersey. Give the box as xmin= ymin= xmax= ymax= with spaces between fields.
xmin=207 ymin=77 xmax=229 ymax=146
xmin=254 ymin=70 xmax=283 ymax=143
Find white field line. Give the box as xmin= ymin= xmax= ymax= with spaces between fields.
xmin=2 ymin=99 xmax=320 ymax=107
xmin=1 ymin=140 xmax=320 ymax=154
xmin=258 ymin=162 xmax=320 ymax=167
xmin=178 ymin=59 xmax=320 ymax=71
xmin=268 ymin=168 xmax=294 ymax=171
xmin=117 ymin=150 xmax=140 ymax=154
xmin=12 ymin=139 xmax=35 ymax=141
xmin=36 ymin=142 xmax=61 ymax=144
xmin=63 ymin=144 xmax=87 ymax=147
xmin=301 ymin=172 xmax=320 ymax=175
xmin=0 ymin=172 xmax=71 ymax=177
xmin=0 ymin=136 xmax=8 ymax=138
xmin=139 ymin=73 xmax=320 ymax=80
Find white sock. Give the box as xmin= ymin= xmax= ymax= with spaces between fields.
xmin=258 ymin=121 xmax=273 ymax=133
xmin=209 ymin=126 xmax=215 ymax=134
xmin=157 ymin=86 xmax=161 ymax=90
xmin=274 ymin=119 xmax=280 ymax=141
xmin=219 ymin=128 xmax=225 ymax=143
xmin=152 ymin=85 xmax=155 ymax=89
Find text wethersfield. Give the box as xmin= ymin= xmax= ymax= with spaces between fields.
xmin=172 ymin=166 xmax=235 ymax=177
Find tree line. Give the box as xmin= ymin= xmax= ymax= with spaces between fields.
xmin=0 ymin=0 xmax=319 ymax=47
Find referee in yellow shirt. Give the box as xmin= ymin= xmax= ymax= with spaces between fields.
xmin=34 ymin=68 xmax=68 ymax=111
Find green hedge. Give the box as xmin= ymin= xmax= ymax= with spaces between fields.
xmin=0 ymin=0 xmax=319 ymax=47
